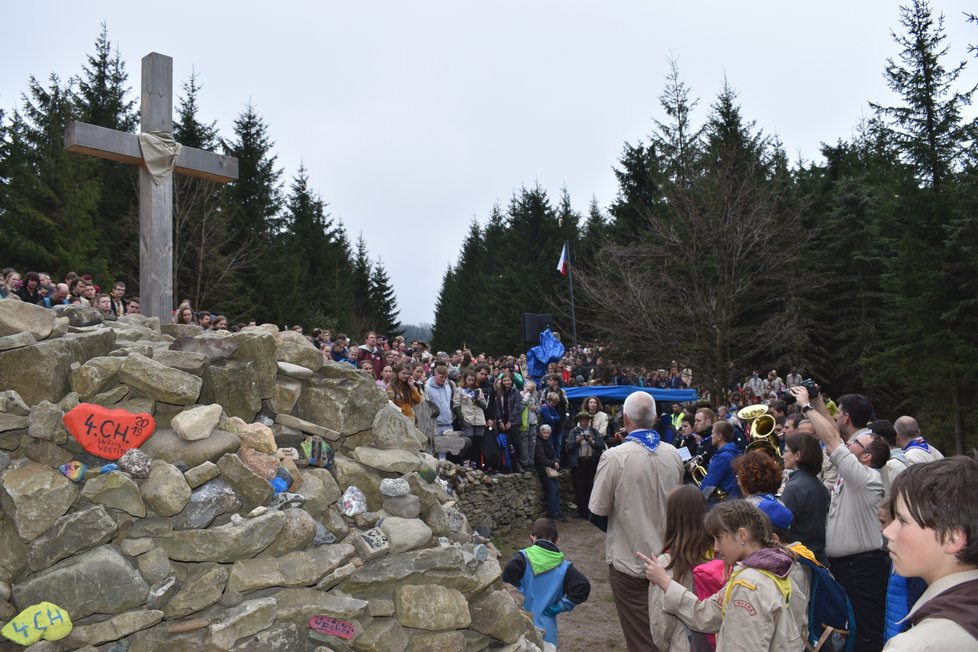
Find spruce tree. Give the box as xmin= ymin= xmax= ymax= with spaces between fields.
xmin=173 ymin=72 xmax=217 ymax=149
xmin=576 ymin=81 xmax=806 ymax=398
xmin=276 ymin=165 xmax=333 ymax=327
xmin=607 ymin=141 xmax=666 ymax=244
xmin=350 ymin=234 xmax=374 ymax=334
xmin=73 ymin=24 xmax=139 ymax=285
xmin=432 ymin=266 xmax=461 ymax=352
xmin=575 ymin=196 xmax=607 ymax=270
xmin=794 ymin=121 xmax=914 ymax=395
xmin=436 ymin=219 xmax=492 ymax=352
xmin=868 ymin=0 xmax=977 ymax=452
xmin=75 ymin=23 xmax=137 ymax=131
xmin=171 ymin=73 xmax=237 ymax=314
xmin=222 ymin=103 xmax=283 ymax=319
xmin=0 ymin=109 xmax=10 ymax=231
xmin=653 ymin=57 xmax=704 ymax=187
xmin=369 ymin=259 xmax=402 ymax=337
xmin=1 ymin=76 xmax=102 ymax=276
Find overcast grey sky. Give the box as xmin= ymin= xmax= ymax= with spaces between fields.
xmin=2 ymin=1 xmax=976 ymax=325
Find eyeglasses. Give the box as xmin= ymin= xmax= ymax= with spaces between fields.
xmin=848 ymin=438 xmax=868 ymax=453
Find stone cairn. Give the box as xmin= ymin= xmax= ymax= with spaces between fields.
xmin=0 ymin=301 xmax=545 ymax=651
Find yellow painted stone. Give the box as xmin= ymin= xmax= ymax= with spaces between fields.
xmin=1 ymin=601 xmax=72 ymax=645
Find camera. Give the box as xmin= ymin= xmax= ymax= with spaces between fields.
xmin=786 ymin=378 xmax=820 ymax=404
xmin=801 ymin=378 xmax=820 ymax=398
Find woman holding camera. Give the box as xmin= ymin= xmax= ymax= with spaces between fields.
xmin=565 ymin=410 xmax=606 ymax=519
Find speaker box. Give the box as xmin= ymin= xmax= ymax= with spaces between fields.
xmin=522 ymin=313 xmax=554 ymax=342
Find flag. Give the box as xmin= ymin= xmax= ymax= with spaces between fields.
xmin=556 ymin=242 xmax=569 ymax=276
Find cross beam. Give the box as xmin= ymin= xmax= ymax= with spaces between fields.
xmin=64 ymin=52 xmax=239 ymax=321
xmin=65 ymin=122 xmax=238 ymax=183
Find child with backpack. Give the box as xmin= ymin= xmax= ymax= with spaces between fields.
xmin=639 ymin=499 xmax=806 ymax=651
xmin=647 ymin=484 xmax=725 ymax=652
xmin=502 ymin=517 xmax=591 ymax=649
xmin=757 ymin=495 xmax=856 ymax=652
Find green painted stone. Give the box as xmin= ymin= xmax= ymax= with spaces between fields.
xmin=1 ymin=601 xmax=72 ymax=645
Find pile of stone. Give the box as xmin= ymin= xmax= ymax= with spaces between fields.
xmin=0 ymin=301 xmax=544 ymax=651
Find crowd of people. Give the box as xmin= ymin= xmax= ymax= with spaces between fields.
xmin=585 ymin=388 xmax=974 ymax=652
xmin=316 ymin=330 xmax=975 ymax=652
xmin=5 ymin=267 xmax=974 ymax=652
xmin=1 ymin=267 xmax=267 ymax=331
xmin=1 ymin=268 xmax=142 ymax=317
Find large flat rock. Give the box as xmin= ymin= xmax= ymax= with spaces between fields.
xmin=201 ymin=360 xmax=261 ymax=421
xmin=27 ymin=504 xmax=118 ymax=571
xmin=163 ymin=562 xmax=228 ymax=618
xmin=272 ymin=587 xmax=369 ymax=625
xmin=294 ymin=363 xmax=388 ymax=436
xmin=150 ymin=348 xmax=209 ymax=376
xmin=1 ymin=461 xmax=79 ymax=541
xmin=346 ymin=405 xmax=427 ymax=453
xmin=228 ymin=543 xmax=355 ymax=592
xmin=62 ymin=609 xmax=164 ymax=647
xmin=12 ymin=545 xmax=148 ymax=620
xmin=394 ymin=584 xmax=470 ymax=630
xmin=78 ymin=470 xmax=146 ymax=517
xmin=155 ymin=511 xmax=285 ymax=562
xmin=168 ymin=334 xmax=238 ymax=360
xmin=0 ymin=299 xmax=55 ymax=340
xmin=0 ymin=330 xmax=116 ymax=406
xmin=118 ymin=353 xmax=202 ymax=405
xmin=353 ymin=447 xmax=421 ymax=474
xmin=228 ymin=330 xmax=277 ymax=399
xmin=138 ymin=427 xmax=240 ymax=468
xmin=274 ymin=331 xmax=324 ymax=371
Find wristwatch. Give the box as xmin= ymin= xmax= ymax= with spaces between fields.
xmin=801 ymin=403 xmax=814 ymax=413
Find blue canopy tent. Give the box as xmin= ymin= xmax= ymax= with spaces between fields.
xmin=564 ymin=385 xmax=698 ymax=404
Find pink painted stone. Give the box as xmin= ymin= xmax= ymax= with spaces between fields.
xmin=309 ymin=615 xmax=356 ymax=640
xmin=62 ymin=404 xmax=156 ymax=460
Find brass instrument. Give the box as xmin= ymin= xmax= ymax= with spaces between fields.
xmin=686 ymin=454 xmax=728 ymax=501
xmin=687 ymin=454 xmax=708 ymax=484
xmin=737 ymin=404 xmax=783 ymax=467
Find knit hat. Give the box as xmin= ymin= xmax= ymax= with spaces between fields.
xmin=756 ymin=496 xmax=793 ymax=531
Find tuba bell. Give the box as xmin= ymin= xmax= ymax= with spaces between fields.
xmin=737 ymin=404 xmax=783 ymax=467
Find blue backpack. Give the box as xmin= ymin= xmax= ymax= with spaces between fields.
xmin=794 ymin=552 xmax=857 ymax=652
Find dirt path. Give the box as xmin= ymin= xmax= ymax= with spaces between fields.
xmin=495 ymin=516 xmax=628 ymax=651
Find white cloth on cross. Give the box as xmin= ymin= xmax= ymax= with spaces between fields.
xmin=138 ymin=131 xmax=182 ymax=183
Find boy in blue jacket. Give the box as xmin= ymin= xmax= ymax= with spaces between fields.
xmin=502 ymin=518 xmax=591 ymax=648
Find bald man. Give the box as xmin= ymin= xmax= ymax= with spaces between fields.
xmin=589 ymin=391 xmax=683 ymax=651
xmin=894 ymin=416 xmax=944 ymax=465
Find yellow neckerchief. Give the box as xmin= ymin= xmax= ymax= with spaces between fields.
xmin=721 ymin=565 xmax=792 ymax=619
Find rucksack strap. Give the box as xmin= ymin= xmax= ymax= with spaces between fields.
xmin=806 ymin=626 xmax=837 ymax=652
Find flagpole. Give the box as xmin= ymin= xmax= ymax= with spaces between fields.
xmin=566 ymin=240 xmax=578 ymax=348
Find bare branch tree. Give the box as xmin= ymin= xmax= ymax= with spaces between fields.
xmin=575 ymin=142 xmax=808 ymax=403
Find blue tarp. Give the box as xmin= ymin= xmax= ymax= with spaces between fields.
xmin=563 ymin=385 xmax=699 ymax=404
xmin=526 ymin=329 xmax=565 ymax=382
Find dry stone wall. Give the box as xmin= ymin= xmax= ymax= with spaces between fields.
xmin=0 ymin=300 xmax=545 ymax=651
xmin=453 ymin=470 xmax=574 ymax=535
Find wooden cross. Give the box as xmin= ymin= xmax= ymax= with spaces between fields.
xmin=64 ymin=52 xmax=238 ymax=321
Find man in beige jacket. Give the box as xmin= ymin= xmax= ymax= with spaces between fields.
xmin=589 ymin=391 xmax=683 ymax=651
